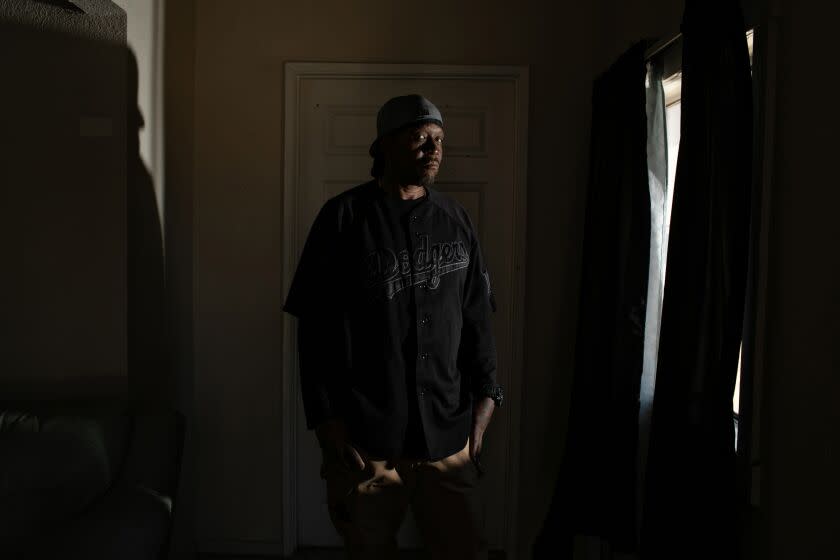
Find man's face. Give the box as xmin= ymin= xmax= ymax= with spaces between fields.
xmin=382 ymin=122 xmax=444 ymax=187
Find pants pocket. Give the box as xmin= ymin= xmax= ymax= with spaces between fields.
xmin=322 ymin=451 xmax=360 ymax=530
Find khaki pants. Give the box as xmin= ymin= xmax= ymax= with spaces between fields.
xmin=320 ymin=439 xmax=487 ymax=560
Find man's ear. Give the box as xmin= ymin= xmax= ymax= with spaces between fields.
xmin=379 ymin=133 xmax=395 ymax=157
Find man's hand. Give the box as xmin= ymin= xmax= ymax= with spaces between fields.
xmin=315 ymin=418 xmax=365 ymax=471
xmin=469 ymin=396 xmax=496 ymax=473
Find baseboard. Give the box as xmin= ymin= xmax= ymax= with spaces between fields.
xmin=198 ymin=540 xmax=505 ymax=559
xmin=199 ymin=538 xmax=285 ymax=557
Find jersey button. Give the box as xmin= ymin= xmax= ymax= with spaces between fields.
xmin=419 ymin=352 xmax=430 ymax=361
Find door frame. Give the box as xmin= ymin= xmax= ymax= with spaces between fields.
xmin=282 ymin=62 xmax=529 ymax=556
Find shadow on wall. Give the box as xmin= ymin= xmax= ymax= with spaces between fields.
xmin=0 ymin=4 xmax=169 ymax=407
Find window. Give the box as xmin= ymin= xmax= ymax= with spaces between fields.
xmin=644 ymin=29 xmax=755 ymax=449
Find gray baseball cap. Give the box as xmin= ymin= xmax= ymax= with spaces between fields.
xmin=369 ymin=94 xmax=443 ymax=157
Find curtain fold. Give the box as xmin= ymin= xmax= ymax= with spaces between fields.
xmin=637 ymin=56 xmax=668 ymax=539
xmin=641 ymin=1 xmax=753 ymax=558
xmin=534 ymin=42 xmax=651 ymax=559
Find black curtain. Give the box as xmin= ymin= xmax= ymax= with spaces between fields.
xmin=641 ymin=1 xmax=753 ymax=558
xmin=534 ymin=42 xmax=651 ymax=558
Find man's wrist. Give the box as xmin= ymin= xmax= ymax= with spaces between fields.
xmin=315 ymin=417 xmax=345 ymax=447
xmin=475 ymin=383 xmax=504 ymax=407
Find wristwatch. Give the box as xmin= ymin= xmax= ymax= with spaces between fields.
xmin=478 ymin=383 xmax=504 ymax=407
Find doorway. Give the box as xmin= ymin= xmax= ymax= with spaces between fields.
xmin=281 ymin=62 xmax=529 ymax=556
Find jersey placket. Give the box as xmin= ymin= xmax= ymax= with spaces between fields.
xmin=408 ymin=206 xmax=433 ymax=447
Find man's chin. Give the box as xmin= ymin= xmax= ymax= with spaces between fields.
xmin=398 ymin=169 xmax=437 ymax=188
xmin=419 ymin=167 xmax=439 ymax=187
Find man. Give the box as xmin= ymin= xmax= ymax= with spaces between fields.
xmin=283 ymin=94 xmax=504 ymax=559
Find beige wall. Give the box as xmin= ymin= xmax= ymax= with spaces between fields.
xmin=597 ymin=0 xmax=683 ymax=68
xmin=166 ymin=0 xmax=598 ymax=553
xmin=164 ymin=0 xmax=197 ymax=556
xmin=761 ymin=0 xmax=840 ymax=556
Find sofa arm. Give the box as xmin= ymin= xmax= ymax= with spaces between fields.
xmin=34 ymin=483 xmax=172 ymax=560
xmin=119 ymin=410 xmax=185 ymax=503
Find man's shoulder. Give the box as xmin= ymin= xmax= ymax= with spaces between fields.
xmin=314 ymin=180 xmax=378 ymax=226
xmin=328 ymin=180 xmax=378 ymax=206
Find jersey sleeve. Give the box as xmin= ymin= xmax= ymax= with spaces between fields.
xmin=284 ymin=199 xmax=346 ymax=429
xmin=457 ymin=223 xmax=499 ymax=399
xmin=283 ymin=200 xmax=342 ymax=319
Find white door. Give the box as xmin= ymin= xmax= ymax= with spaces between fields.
xmin=283 ymin=63 xmax=528 ymax=554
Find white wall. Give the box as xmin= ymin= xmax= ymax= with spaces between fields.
xmin=114 ymin=0 xmax=164 ymax=217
